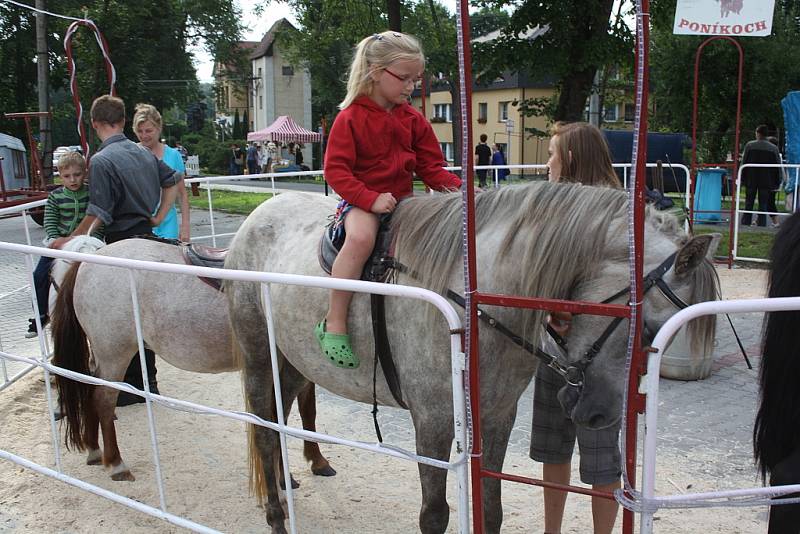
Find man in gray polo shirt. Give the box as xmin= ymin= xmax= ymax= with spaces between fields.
xmin=71 ymin=94 xmax=182 ymax=405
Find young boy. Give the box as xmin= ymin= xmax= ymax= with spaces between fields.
xmin=26 ymin=151 xmax=103 ymax=338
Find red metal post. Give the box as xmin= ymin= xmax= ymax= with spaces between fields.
xmin=690 ymin=36 xmax=744 ymax=267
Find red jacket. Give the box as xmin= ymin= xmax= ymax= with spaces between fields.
xmin=324 ymin=96 xmax=461 ymax=211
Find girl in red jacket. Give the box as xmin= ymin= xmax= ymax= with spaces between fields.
xmin=316 ymin=30 xmax=461 ymax=369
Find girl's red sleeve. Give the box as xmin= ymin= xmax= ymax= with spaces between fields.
xmin=324 ymin=114 xmax=380 ymax=211
xmin=412 ymin=116 xmax=462 ymax=192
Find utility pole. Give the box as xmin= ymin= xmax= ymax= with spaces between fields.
xmin=35 ymin=0 xmax=52 ymax=183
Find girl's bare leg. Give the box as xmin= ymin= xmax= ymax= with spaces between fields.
xmin=325 ymin=207 xmax=379 ymax=334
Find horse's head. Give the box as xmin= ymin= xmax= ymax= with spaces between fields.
xmin=560 ymin=232 xmax=720 ymax=430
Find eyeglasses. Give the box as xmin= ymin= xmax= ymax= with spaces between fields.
xmin=383 ymin=68 xmax=422 ymax=89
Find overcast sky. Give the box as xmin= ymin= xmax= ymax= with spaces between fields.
xmin=193 ymin=0 xmax=459 ymax=83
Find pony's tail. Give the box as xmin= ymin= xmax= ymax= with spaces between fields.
xmin=754 ymin=212 xmax=800 ymax=482
xmin=51 ymin=262 xmax=92 ymax=451
xmin=233 ymin=338 xmax=268 ymax=505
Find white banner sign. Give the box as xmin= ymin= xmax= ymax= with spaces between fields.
xmin=673 ymin=0 xmax=775 ymax=37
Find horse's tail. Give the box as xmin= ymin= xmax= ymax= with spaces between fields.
xmin=754 ymin=212 xmax=800 ymax=482
xmin=233 ymin=338 xmax=269 ymax=505
xmin=51 ymin=262 xmax=92 ymax=451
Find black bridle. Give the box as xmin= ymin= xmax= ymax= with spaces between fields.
xmin=442 ymin=251 xmax=689 ymax=388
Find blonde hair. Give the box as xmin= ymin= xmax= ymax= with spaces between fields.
xmin=132 ymin=103 xmax=163 ymax=132
xmin=339 ymin=31 xmax=425 ymax=110
xmin=56 ymin=151 xmax=86 ymax=174
xmin=551 ymin=122 xmax=621 ymax=188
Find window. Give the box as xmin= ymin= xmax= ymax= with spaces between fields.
xmin=499 ymin=101 xmax=510 ymax=122
xmin=433 ymin=103 xmax=452 ymax=122
xmin=258 ymin=67 xmax=262 ymax=78
xmin=478 ymin=102 xmax=488 ymax=122
xmin=624 ymin=103 xmax=635 ymax=122
xmin=604 ymin=105 xmax=618 ymax=122
xmin=259 ymin=95 xmax=263 ymax=110
xmin=440 ymin=142 xmax=454 ymax=162
xmin=13 ymin=151 xmax=25 ymax=180
xmin=282 ymin=65 xmax=294 ymax=76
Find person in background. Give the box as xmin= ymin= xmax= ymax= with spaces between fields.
xmin=70 ymin=95 xmax=182 ymax=406
xmin=741 ymin=125 xmax=781 ymax=228
xmin=491 ymin=143 xmax=509 ymax=181
xmin=266 ymin=141 xmax=278 ymax=173
xmin=475 ymin=133 xmax=492 ymax=188
xmin=317 ymin=30 xmax=461 ymax=369
xmin=536 ymin=121 xmax=622 ymax=534
xmin=230 ymin=143 xmax=243 ymax=175
xmin=25 ymin=151 xmax=103 ymax=338
xmin=133 ymin=103 xmax=190 ymax=242
xmin=175 ymin=142 xmax=189 ymax=163
xmin=295 ymin=142 xmax=309 ymax=171
xmin=246 ymin=141 xmax=259 ymax=176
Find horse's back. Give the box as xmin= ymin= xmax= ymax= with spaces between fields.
xmin=73 ymin=238 xmax=236 ymax=373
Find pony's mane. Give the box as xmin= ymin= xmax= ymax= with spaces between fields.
xmin=391 ymin=181 xmax=716 ymax=355
xmin=754 ymin=211 xmax=800 ymax=482
xmin=394 ymin=181 xmax=630 ymax=297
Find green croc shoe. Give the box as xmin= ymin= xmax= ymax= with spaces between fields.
xmin=314 ymin=320 xmax=360 ymax=369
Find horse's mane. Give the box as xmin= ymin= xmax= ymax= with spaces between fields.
xmin=754 ymin=212 xmax=800 ymax=482
xmin=392 ymin=181 xmax=717 ymax=358
xmin=392 ymin=181 xmax=628 ymax=297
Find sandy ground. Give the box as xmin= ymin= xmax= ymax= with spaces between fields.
xmin=0 ymin=266 xmax=770 ymax=533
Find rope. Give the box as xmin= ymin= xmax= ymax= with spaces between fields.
xmin=0 ymin=0 xmax=84 ymax=21
xmin=63 ymin=19 xmax=117 ymax=159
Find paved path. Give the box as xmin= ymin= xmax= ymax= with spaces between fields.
xmin=0 ymin=205 xmax=769 ymax=530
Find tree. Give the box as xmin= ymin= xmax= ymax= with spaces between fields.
xmin=469 ymin=5 xmax=510 ymax=38
xmin=232 ymin=108 xmax=242 ymax=138
xmin=242 ymin=108 xmax=250 ymax=136
xmin=473 ymin=0 xmax=634 ymax=122
xmin=0 ymin=0 xmax=243 ymax=146
xmin=649 ymin=0 xmax=800 ymax=160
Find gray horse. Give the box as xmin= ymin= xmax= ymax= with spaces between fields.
xmin=51 ymin=237 xmax=334 ymax=482
xmin=224 ymin=181 xmax=719 ymax=533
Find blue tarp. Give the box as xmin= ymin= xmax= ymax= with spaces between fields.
xmin=782 ymin=92 xmax=800 ymax=191
xmin=603 ymin=130 xmax=689 ymax=192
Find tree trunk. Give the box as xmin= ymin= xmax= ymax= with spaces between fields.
xmin=386 ymin=0 xmax=402 ymax=32
xmin=553 ymin=0 xmax=615 ymax=122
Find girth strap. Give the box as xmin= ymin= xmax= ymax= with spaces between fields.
xmin=371 ymin=294 xmax=409 ymax=412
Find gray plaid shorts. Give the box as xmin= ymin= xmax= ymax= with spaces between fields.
xmin=529 ymin=362 xmax=622 ymax=486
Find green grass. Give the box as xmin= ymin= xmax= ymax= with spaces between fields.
xmin=693 ymin=226 xmax=774 ymax=261
xmin=188 ymin=189 xmax=273 ymax=215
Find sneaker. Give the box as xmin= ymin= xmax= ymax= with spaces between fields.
xmin=24 ymin=317 xmax=48 ymax=339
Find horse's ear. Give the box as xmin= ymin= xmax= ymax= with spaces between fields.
xmin=674 ymin=233 xmax=720 ymax=277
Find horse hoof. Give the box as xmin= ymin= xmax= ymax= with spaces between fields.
xmin=110 ymin=461 xmax=135 ymax=481
xmin=279 ymin=475 xmax=300 ymax=490
xmin=86 ymin=449 xmax=102 ymax=465
xmin=311 ymin=464 xmax=337 ymax=477
xmin=111 ymin=470 xmax=135 ymax=482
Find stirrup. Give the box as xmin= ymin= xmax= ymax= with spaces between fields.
xmin=315 ymin=320 xmax=360 ymax=369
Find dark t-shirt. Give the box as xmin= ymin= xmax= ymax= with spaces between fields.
xmin=475 ymin=143 xmax=492 ymax=166
xmin=86 ymin=134 xmax=180 ymax=234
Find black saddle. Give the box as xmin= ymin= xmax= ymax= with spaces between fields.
xmin=317 ymin=214 xmax=395 ymax=283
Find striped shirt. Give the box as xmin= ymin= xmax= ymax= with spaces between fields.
xmin=43 ymin=185 xmax=103 ymax=244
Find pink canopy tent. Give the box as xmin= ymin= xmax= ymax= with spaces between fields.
xmin=247 ymin=115 xmax=321 ymax=143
